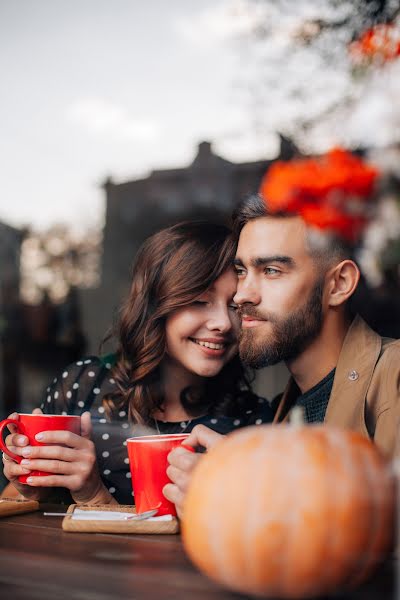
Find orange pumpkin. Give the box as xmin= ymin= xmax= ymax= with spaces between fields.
xmin=182 ymin=424 xmax=396 ymax=599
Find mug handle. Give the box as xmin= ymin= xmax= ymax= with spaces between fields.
xmin=181 ymin=443 xmax=195 ymax=454
xmin=0 ymin=419 xmax=26 ymax=463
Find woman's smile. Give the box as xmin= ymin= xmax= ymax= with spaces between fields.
xmin=189 ymin=337 xmax=231 ymax=357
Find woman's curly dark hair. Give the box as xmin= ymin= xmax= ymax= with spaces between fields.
xmin=103 ymin=221 xmax=258 ymax=424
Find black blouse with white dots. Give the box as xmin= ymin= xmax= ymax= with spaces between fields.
xmin=40 ymin=355 xmax=273 ymax=505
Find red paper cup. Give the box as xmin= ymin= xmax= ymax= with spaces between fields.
xmin=127 ymin=433 xmax=191 ymax=517
xmin=0 ymin=413 xmax=81 ymax=483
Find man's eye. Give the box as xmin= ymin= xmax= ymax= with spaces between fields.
xmin=264 ymin=267 xmax=280 ymax=275
xmin=235 ymin=268 xmax=245 ymax=277
xmin=228 ymin=304 xmax=238 ymax=311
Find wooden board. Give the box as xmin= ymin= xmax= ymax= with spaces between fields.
xmin=0 ymin=497 xmax=39 ymax=517
xmin=62 ymin=504 xmax=179 ymax=534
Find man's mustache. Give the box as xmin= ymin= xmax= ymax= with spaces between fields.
xmin=238 ymin=306 xmax=272 ymax=322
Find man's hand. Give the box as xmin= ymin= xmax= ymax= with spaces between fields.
xmin=163 ymin=425 xmax=223 ymax=518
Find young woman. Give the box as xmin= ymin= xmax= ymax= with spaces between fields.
xmin=2 ymin=221 xmax=273 ymax=505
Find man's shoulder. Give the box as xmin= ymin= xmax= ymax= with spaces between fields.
xmin=348 ymin=318 xmax=400 ymax=378
xmin=366 ymin=336 xmax=400 ymax=413
xmin=381 ymin=336 xmax=400 ymax=353
xmin=376 ymin=337 xmax=400 ymax=373
xmin=343 ymin=315 xmax=399 ymax=362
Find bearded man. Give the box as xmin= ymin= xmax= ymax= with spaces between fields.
xmin=232 ymin=195 xmax=399 ymax=446
xmin=164 ymin=153 xmax=400 ymax=517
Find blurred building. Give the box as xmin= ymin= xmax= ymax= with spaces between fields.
xmin=18 ymin=288 xmax=87 ymax=413
xmin=0 ymin=221 xmax=24 ymax=418
xmin=0 ymin=225 xmax=88 ymax=418
xmin=81 ymin=139 xmax=297 ymax=398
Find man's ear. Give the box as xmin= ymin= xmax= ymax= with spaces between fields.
xmin=326 ymin=260 xmax=360 ymax=307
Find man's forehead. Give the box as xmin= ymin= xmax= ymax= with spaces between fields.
xmin=236 ymin=216 xmax=308 ymax=259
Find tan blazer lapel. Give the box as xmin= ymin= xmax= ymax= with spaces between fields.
xmin=273 ymin=377 xmax=300 ymax=423
xmin=325 ymin=316 xmax=382 ymax=433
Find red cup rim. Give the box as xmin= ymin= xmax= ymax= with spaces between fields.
xmin=126 ymin=433 xmax=190 ymax=443
xmin=16 ymin=413 xmax=80 ymax=417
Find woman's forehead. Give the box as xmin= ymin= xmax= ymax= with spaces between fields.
xmin=207 ymin=270 xmax=237 ymax=294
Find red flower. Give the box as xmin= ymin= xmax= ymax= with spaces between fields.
xmin=349 ymin=23 xmax=400 ymax=64
xmin=299 ymin=203 xmax=367 ymax=242
xmin=259 ymin=148 xmax=379 ymax=242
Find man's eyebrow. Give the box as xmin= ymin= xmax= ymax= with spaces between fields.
xmin=252 ymin=256 xmax=294 ymax=268
xmin=233 ymin=258 xmax=244 ymax=267
xmin=234 ymin=255 xmax=295 ymax=268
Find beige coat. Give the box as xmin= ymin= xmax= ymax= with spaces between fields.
xmin=273 ymin=315 xmax=400 ymax=459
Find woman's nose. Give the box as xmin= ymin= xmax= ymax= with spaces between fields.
xmin=207 ymin=307 xmax=232 ymax=333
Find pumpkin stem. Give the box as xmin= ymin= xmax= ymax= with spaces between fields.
xmin=289 ymin=405 xmax=305 ymax=427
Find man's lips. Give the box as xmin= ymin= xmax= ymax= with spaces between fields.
xmin=241 ymin=315 xmax=266 ymax=328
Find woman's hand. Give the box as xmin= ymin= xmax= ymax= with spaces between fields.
xmin=163 ymin=425 xmax=223 ymax=518
xmin=3 ymin=410 xmax=116 ymax=505
xmin=2 ymin=408 xmax=46 ymax=501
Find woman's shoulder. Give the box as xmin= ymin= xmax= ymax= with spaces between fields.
xmin=53 ymin=355 xmax=113 ymax=384
xmin=40 ymin=354 xmax=117 ymax=414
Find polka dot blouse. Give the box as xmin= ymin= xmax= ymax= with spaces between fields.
xmin=40 ymin=355 xmax=273 ymax=504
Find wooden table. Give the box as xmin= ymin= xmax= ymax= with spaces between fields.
xmin=0 ymin=505 xmax=396 ymax=600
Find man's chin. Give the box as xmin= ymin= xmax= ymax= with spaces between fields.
xmin=239 ymin=340 xmax=276 ymax=369
xmin=240 ymin=327 xmax=271 ymax=348
xmin=239 ymin=331 xmax=283 ymax=369
xmin=240 ymin=351 xmax=282 ymax=369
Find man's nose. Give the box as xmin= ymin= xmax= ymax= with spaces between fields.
xmin=234 ymin=277 xmax=261 ymax=306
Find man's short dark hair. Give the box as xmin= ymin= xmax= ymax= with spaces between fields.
xmin=232 ymin=194 xmax=354 ymax=268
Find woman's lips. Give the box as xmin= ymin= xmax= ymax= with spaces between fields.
xmin=190 ymin=337 xmax=230 ymax=357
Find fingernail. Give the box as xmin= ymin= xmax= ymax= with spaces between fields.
xmin=22 ymin=447 xmax=32 ymax=457
xmin=18 ymin=436 xmax=27 ymax=444
xmin=21 ymin=459 xmax=30 ymax=465
xmin=26 ymin=477 xmax=33 ymax=484
xmin=35 ymin=433 xmax=43 ymax=441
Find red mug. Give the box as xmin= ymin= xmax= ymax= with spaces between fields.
xmin=0 ymin=413 xmax=81 ymax=483
xmin=127 ymin=434 xmax=193 ymax=517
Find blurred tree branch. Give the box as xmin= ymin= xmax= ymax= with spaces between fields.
xmin=20 ymin=225 xmax=101 ymax=305
xmin=231 ymin=0 xmax=400 ymax=150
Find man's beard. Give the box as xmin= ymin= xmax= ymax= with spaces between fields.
xmin=239 ymin=278 xmax=324 ymax=369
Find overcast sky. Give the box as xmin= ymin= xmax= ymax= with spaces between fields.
xmin=0 ymin=0 xmax=276 ymax=232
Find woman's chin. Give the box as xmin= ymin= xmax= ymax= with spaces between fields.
xmin=190 ymin=360 xmax=227 ymax=378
